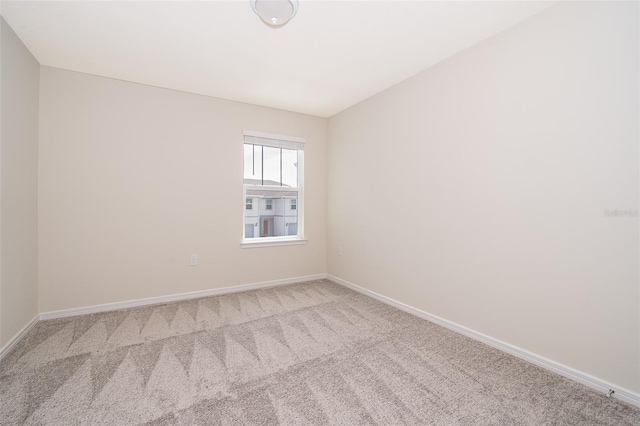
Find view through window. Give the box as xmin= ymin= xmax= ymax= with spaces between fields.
xmin=243 ymin=131 xmax=304 ymax=241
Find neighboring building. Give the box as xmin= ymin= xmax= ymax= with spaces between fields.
xmin=245 ymin=192 xmax=298 ymax=238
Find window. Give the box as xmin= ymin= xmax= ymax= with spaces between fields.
xmin=243 ymin=130 xmax=305 ymax=247
xmin=246 ymin=198 xmax=253 ymax=210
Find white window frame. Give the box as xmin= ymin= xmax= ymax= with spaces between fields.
xmin=242 ymin=130 xmax=306 ymax=248
xmin=291 ymin=199 xmax=297 ymax=210
xmin=265 ymin=199 xmax=273 ymax=210
xmin=246 ymin=198 xmax=253 ymax=210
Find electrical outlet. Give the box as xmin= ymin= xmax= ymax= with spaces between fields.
xmin=190 ymin=254 xmax=198 ymax=266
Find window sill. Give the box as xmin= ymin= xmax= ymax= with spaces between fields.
xmin=241 ymin=238 xmax=307 ymax=249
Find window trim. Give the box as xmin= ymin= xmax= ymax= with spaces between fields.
xmin=241 ymin=236 xmax=307 ymax=249
xmin=243 ymin=129 xmax=305 ymax=147
xmin=242 ymin=130 xmax=305 ymax=247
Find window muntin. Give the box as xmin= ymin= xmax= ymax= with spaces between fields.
xmin=243 ymin=131 xmax=304 ymax=243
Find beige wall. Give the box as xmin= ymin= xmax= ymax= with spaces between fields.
xmin=0 ymin=18 xmax=39 ymax=347
xmin=328 ymin=1 xmax=639 ymax=393
xmin=38 ymin=67 xmax=327 ymax=312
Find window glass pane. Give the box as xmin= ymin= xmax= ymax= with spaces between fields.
xmin=262 ymin=146 xmax=280 ymax=186
xmin=244 ymin=196 xmax=258 ymax=239
xmin=281 ymin=149 xmax=298 ymax=187
xmin=286 ymin=196 xmax=298 ymax=236
xmin=243 ymin=144 xmax=262 ymax=185
xmin=244 ymin=189 xmax=298 ymax=239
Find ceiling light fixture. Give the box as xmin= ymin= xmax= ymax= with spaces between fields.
xmin=251 ymin=0 xmax=299 ymax=27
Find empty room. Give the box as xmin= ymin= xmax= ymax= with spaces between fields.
xmin=1 ymin=0 xmax=639 ymax=424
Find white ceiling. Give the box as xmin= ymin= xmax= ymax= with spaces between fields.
xmin=1 ymin=0 xmax=558 ymax=117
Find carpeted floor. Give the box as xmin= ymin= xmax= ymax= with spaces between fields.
xmin=1 ymin=279 xmax=639 ymax=425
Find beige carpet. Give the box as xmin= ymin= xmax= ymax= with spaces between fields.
xmin=1 ymin=279 xmax=639 ymax=425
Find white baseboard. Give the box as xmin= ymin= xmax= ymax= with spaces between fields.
xmin=0 ymin=314 xmax=39 ymax=362
xmin=39 ymin=273 xmax=327 ymax=321
xmin=327 ymin=274 xmax=640 ymax=408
